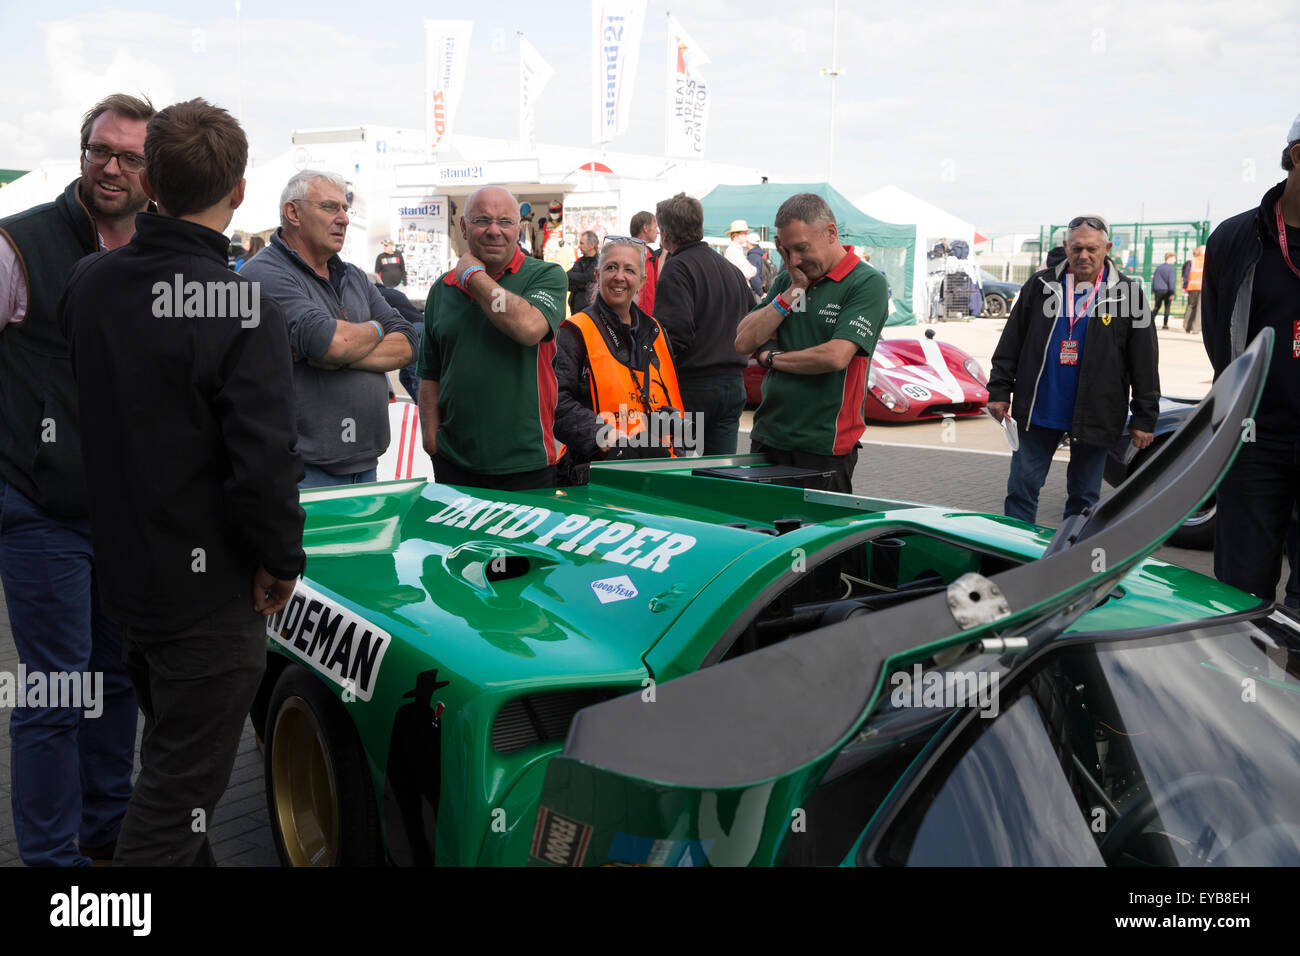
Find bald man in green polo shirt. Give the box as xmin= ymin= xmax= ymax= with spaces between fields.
xmin=735 ymin=192 xmax=888 ymax=493
xmin=419 ymin=186 xmax=568 ymax=489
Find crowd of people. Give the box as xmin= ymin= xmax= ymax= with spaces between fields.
xmin=0 ymin=90 xmax=1296 ymax=867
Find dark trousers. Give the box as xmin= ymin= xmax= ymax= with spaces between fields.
xmin=1004 ymin=426 xmax=1109 ymax=525
xmin=432 ymin=453 xmax=556 ymax=491
xmin=1151 ymin=291 xmax=1174 ymax=326
xmin=1182 ymin=290 xmax=1201 ymax=333
xmin=750 ymin=439 xmax=859 ymax=494
xmin=0 ymin=477 xmax=137 ymax=866
xmin=113 ymin=597 xmax=267 ymax=866
xmin=398 ymin=324 xmax=422 ymax=399
xmin=1214 ymin=438 xmax=1300 ymax=603
xmin=680 ymin=373 xmax=745 ymax=456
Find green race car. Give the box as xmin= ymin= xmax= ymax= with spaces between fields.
xmin=256 ymin=330 xmax=1297 ymax=867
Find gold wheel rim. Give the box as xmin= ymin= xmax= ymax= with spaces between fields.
xmin=271 ymin=696 xmax=341 ymax=866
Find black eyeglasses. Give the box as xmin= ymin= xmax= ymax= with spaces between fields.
xmin=82 ymin=144 xmax=146 ymax=174
xmin=1068 ymin=216 xmax=1109 ymax=234
xmin=294 ymin=199 xmax=350 ymax=215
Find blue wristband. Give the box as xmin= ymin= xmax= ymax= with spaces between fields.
xmin=771 ymin=296 xmax=791 ymax=317
xmin=368 ymin=320 xmax=384 ymax=340
xmin=461 ymin=265 xmax=485 ymax=285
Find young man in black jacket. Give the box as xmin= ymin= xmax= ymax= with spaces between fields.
xmin=988 ymin=216 xmax=1159 ymax=524
xmin=60 ymin=98 xmax=305 ymax=866
xmin=1201 ymin=114 xmax=1300 ymax=602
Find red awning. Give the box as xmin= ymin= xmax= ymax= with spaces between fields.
xmin=578 ymin=161 xmax=614 ymax=173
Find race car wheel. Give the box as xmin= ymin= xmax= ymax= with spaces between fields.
xmin=1166 ymin=496 xmax=1215 ymax=550
xmin=983 ymin=293 xmax=1008 ymax=318
xmin=265 ymin=666 xmax=382 ymax=866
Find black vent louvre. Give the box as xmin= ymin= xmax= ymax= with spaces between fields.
xmin=491 ymin=689 xmax=619 ymax=754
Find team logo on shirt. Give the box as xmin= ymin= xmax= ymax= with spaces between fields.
xmin=1101 ymin=313 xmax=1112 ymax=326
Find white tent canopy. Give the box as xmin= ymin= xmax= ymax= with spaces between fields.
xmin=854 ymin=185 xmax=981 ymax=321
xmin=0 ymin=162 xmax=79 ymax=220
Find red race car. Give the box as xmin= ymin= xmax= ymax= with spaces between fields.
xmin=743 ymin=329 xmax=989 ymax=422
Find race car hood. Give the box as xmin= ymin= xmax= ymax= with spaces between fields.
xmin=287 ymin=475 xmax=808 ymax=686
xmin=872 ymin=337 xmax=983 ymax=404
xmin=527 ymin=328 xmax=1274 ymax=867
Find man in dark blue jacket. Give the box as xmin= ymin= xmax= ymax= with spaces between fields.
xmin=1151 ymin=252 xmax=1177 ymax=329
xmin=1201 ymin=113 xmax=1300 ymax=602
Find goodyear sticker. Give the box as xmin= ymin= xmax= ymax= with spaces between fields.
xmin=266 ymin=582 xmax=391 ymax=702
xmin=590 ymin=574 xmax=638 ymax=604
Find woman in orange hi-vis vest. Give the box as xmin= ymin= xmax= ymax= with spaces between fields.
xmin=1183 ymin=244 xmax=1206 ymax=333
xmin=553 ymin=237 xmax=687 ymax=485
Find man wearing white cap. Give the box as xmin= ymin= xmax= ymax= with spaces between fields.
xmin=1201 ymin=112 xmax=1300 ymax=603
xmin=726 ymin=219 xmax=757 ymax=282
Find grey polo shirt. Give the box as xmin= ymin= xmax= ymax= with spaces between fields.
xmin=242 ymin=232 xmax=417 ymax=474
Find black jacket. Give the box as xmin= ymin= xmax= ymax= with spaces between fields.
xmin=653 ymin=239 xmax=752 ymax=379
xmin=554 ymin=296 xmax=676 ymax=476
xmin=989 ymin=263 xmax=1160 ymax=446
xmin=567 ymin=253 xmax=597 ymax=316
xmin=1202 ymin=180 xmax=1285 ymax=377
xmin=0 ymin=179 xmax=102 ymax=515
xmin=60 ymin=212 xmax=305 ymax=631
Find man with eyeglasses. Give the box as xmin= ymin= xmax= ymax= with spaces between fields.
xmin=242 ymin=170 xmax=417 ymax=488
xmin=0 ymin=93 xmax=155 ymax=866
xmin=419 ymin=185 xmax=568 ymax=490
xmin=988 ymin=214 xmax=1159 ymax=525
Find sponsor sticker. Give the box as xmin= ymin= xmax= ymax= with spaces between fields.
xmin=608 ymin=832 xmax=712 ymax=866
xmin=590 ymin=574 xmax=638 ymax=604
xmin=266 ymin=582 xmax=392 ymax=702
xmin=530 ymin=806 xmax=593 ymax=867
xmin=1293 ymin=321 xmax=1299 ymax=358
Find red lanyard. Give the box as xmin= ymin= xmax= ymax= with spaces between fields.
xmin=1276 ymin=200 xmax=1300 ymax=281
xmin=1064 ymin=264 xmax=1105 ymax=335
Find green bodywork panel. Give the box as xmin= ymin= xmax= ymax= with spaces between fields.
xmin=263 ymin=459 xmax=1255 ymax=866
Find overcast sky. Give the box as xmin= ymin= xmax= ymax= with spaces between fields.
xmin=0 ymin=0 xmax=1295 ymax=234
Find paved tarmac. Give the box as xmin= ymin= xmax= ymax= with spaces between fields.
xmin=0 ymin=428 xmax=1280 ymax=867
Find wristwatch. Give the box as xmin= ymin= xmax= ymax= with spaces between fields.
xmin=764 ymin=349 xmax=784 ymax=369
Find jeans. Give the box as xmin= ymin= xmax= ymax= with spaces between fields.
xmin=680 ymin=373 xmax=745 ymax=456
xmin=299 ymin=464 xmax=378 ymax=489
xmin=0 ymin=477 xmax=137 ymax=866
xmin=114 ymin=596 xmax=266 ymax=866
xmin=1214 ymin=438 xmax=1300 ymax=602
xmin=1004 ymin=426 xmax=1109 ymax=525
xmin=750 ymin=440 xmax=859 ymax=494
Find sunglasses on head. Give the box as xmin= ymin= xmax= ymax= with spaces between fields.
xmin=602 ymin=235 xmax=648 ymax=249
xmin=1068 ymin=216 xmax=1109 ymax=234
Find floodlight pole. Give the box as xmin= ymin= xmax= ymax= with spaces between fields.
xmin=820 ymin=0 xmax=845 ymax=186
xmin=235 ymin=0 xmax=243 ymax=125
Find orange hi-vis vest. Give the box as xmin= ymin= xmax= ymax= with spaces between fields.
xmin=1187 ymin=250 xmax=1205 ymax=291
xmin=567 ymin=310 xmax=685 ymax=452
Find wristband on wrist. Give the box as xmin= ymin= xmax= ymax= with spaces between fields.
xmin=461 ymin=264 xmax=485 ymax=285
xmin=772 ymin=293 xmax=792 ymax=316
xmin=367 ymin=320 xmax=384 ymax=340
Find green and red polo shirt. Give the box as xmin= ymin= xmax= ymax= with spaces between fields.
xmin=751 ymin=246 xmax=888 ymax=456
xmin=420 ymin=247 xmax=568 ymax=475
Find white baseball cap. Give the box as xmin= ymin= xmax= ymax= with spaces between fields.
xmin=1289 ymin=113 xmax=1300 ymax=144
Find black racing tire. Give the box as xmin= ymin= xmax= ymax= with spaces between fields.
xmin=264 ymin=665 xmax=383 ymax=866
xmin=983 ymin=293 xmax=1009 ymax=318
xmin=1167 ymin=496 xmax=1216 ymax=551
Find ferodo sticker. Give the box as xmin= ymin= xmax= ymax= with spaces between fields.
xmin=266 ymin=582 xmax=391 ymax=702
xmin=428 ymin=496 xmax=697 ymax=572
xmin=531 ymin=806 xmax=592 ymax=867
